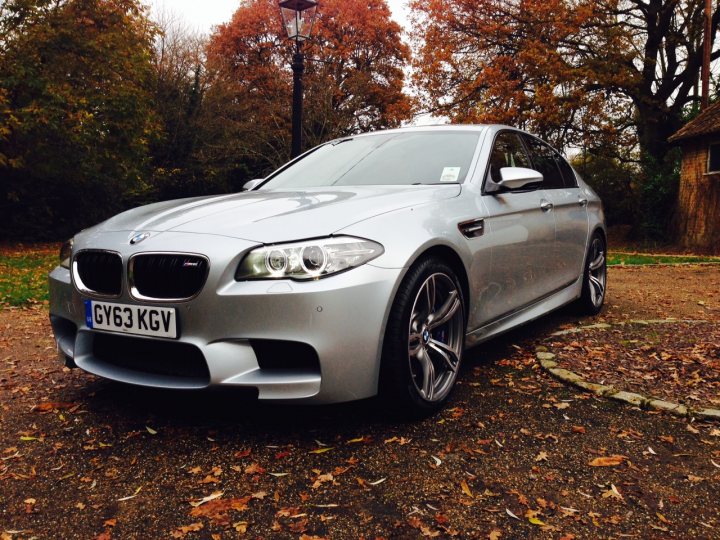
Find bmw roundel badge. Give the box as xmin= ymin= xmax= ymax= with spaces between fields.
xmin=130 ymin=232 xmax=151 ymax=245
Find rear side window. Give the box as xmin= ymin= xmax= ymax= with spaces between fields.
xmin=487 ymin=132 xmax=531 ymax=183
xmin=556 ymin=155 xmax=578 ymax=187
xmin=523 ymin=135 xmax=564 ymax=189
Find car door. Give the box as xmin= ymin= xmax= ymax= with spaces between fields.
xmin=522 ymin=135 xmax=588 ymax=290
xmin=478 ymin=131 xmax=557 ymax=324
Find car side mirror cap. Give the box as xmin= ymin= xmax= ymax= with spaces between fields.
xmin=242 ymin=178 xmax=264 ymax=191
xmin=497 ymin=167 xmax=543 ymax=190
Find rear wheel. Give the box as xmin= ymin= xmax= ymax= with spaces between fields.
xmin=380 ymin=258 xmax=466 ymax=417
xmin=577 ymin=232 xmax=607 ymax=315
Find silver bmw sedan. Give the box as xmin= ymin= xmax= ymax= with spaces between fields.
xmin=49 ymin=125 xmax=606 ymax=415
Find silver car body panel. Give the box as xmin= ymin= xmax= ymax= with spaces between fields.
xmin=49 ymin=124 xmax=605 ymax=403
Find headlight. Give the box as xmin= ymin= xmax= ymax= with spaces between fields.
xmin=59 ymin=238 xmax=74 ymax=269
xmin=235 ymin=236 xmax=384 ymax=281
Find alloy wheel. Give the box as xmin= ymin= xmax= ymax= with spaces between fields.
xmin=407 ymin=272 xmax=464 ymax=403
xmin=587 ymin=236 xmax=607 ymax=308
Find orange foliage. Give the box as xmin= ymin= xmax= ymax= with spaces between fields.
xmin=206 ymin=0 xmax=413 ymax=167
xmin=410 ymin=0 xmax=632 ymax=152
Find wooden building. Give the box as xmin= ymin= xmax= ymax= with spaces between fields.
xmin=669 ymin=102 xmax=720 ymax=252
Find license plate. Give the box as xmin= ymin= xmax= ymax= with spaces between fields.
xmin=84 ymin=300 xmax=178 ymax=339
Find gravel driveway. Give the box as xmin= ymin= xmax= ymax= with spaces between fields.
xmin=1 ymin=266 xmax=718 ymax=539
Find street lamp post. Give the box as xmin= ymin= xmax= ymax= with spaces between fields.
xmin=279 ymin=0 xmax=318 ymax=158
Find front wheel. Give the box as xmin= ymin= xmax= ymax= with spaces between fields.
xmin=380 ymin=258 xmax=466 ymax=417
xmin=577 ymin=232 xmax=607 ymax=315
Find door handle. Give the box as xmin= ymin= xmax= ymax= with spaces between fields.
xmin=540 ymin=201 xmax=554 ymax=212
xmin=578 ymin=198 xmax=588 ymax=207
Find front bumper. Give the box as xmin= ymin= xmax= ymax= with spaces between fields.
xmin=49 ymin=232 xmax=404 ymax=403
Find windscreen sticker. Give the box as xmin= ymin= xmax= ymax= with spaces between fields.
xmin=440 ymin=167 xmax=461 ymax=182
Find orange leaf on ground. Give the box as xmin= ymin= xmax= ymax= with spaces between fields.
xmin=170 ymin=522 xmax=204 ymax=538
xmin=588 ymin=455 xmax=627 ymax=467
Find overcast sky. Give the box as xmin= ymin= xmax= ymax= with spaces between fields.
xmin=149 ymin=0 xmax=410 ymax=34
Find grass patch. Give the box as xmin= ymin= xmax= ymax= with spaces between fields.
xmin=608 ymin=252 xmax=720 ymax=266
xmin=0 ymin=244 xmax=60 ymax=307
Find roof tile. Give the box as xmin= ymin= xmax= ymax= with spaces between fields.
xmin=669 ymin=101 xmax=720 ymax=143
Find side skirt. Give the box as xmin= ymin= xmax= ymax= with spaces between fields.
xmin=464 ymin=277 xmax=582 ymax=349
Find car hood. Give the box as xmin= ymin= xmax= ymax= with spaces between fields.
xmin=96 ymin=185 xmax=462 ymax=243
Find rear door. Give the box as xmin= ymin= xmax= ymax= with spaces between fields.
xmin=478 ymin=131 xmax=557 ymax=324
xmin=522 ymin=135 xmax=588 ymax=290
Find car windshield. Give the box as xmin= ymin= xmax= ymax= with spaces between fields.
xmin=260 ymin=131 xmax=481 ymax=189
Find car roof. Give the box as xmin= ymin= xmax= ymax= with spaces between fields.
xmin=345 ymin=124 xmax=525 ymax=140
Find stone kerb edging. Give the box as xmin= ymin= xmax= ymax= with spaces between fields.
xmin=536 ymin=319 xmax=720 ymax=422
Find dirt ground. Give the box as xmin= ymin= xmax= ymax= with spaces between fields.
xmin=1 ymin=266 xmax=719 ymax=539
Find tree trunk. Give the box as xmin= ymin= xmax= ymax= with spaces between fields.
xmin=635 ymin=102 xmax=683 ymax=167
xmin=675 ymin=139 xmax=720 ymax=253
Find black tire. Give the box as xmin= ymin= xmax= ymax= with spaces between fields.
xmin=577 ymin=232 xmax=607 ymax=315
xmin=379 ymin=257 xmax=466 ymax=418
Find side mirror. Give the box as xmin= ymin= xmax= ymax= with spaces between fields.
xmin=497 ymin=167 xmax=543 ymax=190
xmin=242 ymin=178 xmax=264 ymax=191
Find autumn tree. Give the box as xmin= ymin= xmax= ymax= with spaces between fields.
xmin=145 ymin=12 xmax=236 ymax=201
xmin=409 ymin=0 xmax=631 ymax=152
xmin=207 ymin=0 xmax=413 ymax=172
xmin=0 ymin=0 xmax=159 ymax=239
xmin=411 ymin=0 xmax=719 ymax=237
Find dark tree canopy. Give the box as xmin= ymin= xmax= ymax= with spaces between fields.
xmin=0 ymin=0 xmax=160 ymax=238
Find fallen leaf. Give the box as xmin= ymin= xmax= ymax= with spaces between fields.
xmin=190 ymin=497 xmax=251 ymax=520
xmin=170 ymin=523 xmax=203 ymax=539
xmin=190 ymin=491 xmax=223 ymax=508
xmin=601 ymin=484 xmax=624 ymax=501
xmin=312 ymin=473 xmax=334 ymax=489
xmin=535 ymin=451 xmax=548 ymax=462
xmin=554 ymin=402 xmax=570 ymax=410
xmin=145 ymin=426 xmax=157 ymax=435
xmin=368 ymin=477 xmax=387 ymax=485
xmin=309 ymin=447 xmax=333 ymax=454
xmin=244 ymin=463 xmax=265 ymax=474
xmin=117 ymin=486 xmax=142 ymax=502
xmin=588 ymin=455 xmax=626 ymax=467
xmin=460 ymin=480 xmax=473 ymax=498
xmin=288 ymin=518 xmax=309 ymax=533
xmin=199 ymin=475 xmax=221 ymax=485
xmin=32 ymin=402 xmax=77 ymax=413
xmin=505 ymin=508 xmax=520 ymax=520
